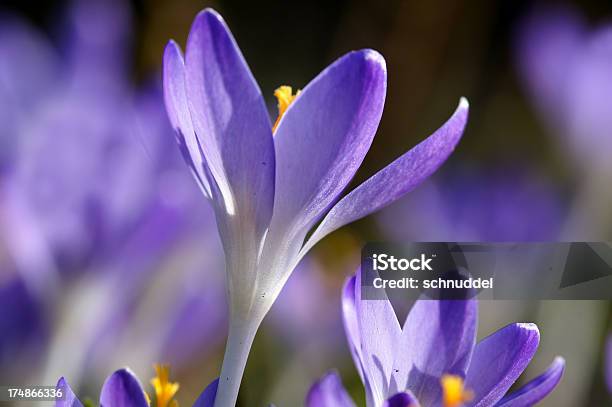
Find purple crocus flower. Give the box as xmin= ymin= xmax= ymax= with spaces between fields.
xmin=57 ymin=369 xmax=151 ymax=407
xmin=56 ymin=366 xmax=219 ymax=407
xmin=306 ymin=271 xmax=565 ymax=407
xmin=163 ymin=8 xmax=468 ymax=405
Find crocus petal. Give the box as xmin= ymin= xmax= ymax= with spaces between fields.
xmin=55 ymin=377 xmax=83 ymax=407
xmin=193 ymin=378 xmax=219 ymax=407
xmin=305 ymin=372 xmax=356 ymax=407
xmin=341 ymin=276 xmax=365 ymax=382
xmin=496 ymin=357 xmax=565 ymax=407
xmin=465 ymin=323 xmax=540 ymax=407
xmin=390 ymin=298 xmax=477 ymax=405
xmin=184 ymin=8 xmax=275 ymax=237
xmin=353 ymin=270 xmax=402 ymax=406
xmin=382 ymin=391 xmax=421 ymax=407
xmin=270 ymin=49 xmax=386 ymax=242
xmin=163 ymin=40 xmax=211 ymax=198
xmin=301 ymin=98 xmax=468 ymax=256
xmin=99 ymin=368 xmax=149 ymax=407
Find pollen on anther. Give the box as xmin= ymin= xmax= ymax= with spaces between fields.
xmin=441 ymin=374 xmax=473 ymax=407
xmin=150 ymin=364 xmax=180 ymax=407
xmin=272 ymin=85 xmax=300 ymax=132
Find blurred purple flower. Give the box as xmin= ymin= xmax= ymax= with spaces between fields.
xmin=76 ymin=202 xmax=226 ymax=378
xmin=0 ymin=17 xmax=59 ymax=170
xmin=7 ymin=89 xmax=178 ymax=268
xmin=57 ymin=368 xmax=220 ymax=407
xmin=306 ymin=271 xmax=565 ymax=407
xmin=378 ymin=166 xmax=564 ymax=242
xmin=0 ymin=0 xmax=169 ymax=269
xmin=163 ymin=8 xmax=468 ymax=404
xmin=0 ymin=0 xmax=227 ymax=387
xmin=517 ymin=6 xmax=612 ymax=170
xmin=0 ymin=0 xmax=207 ymax=287
xmin=0 ymin=276 xmax=47 ymax=375
xmin=61 ymin=0 xmax=131 ymax=92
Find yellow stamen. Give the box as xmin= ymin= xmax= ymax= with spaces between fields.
xmin=441 ymin=374 xmax=473 ymax=407
xmin=150 ymin=364 xmax=180 ymax=407
xmin=273 ymin=85 xmax=300 ymax=132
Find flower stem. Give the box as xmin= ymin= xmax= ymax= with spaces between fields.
xmin=213 ymin=317 xmax=260 ymax=407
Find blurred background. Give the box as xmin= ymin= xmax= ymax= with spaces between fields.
xmin=0 ymin=0 xmax=611 ymax=405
